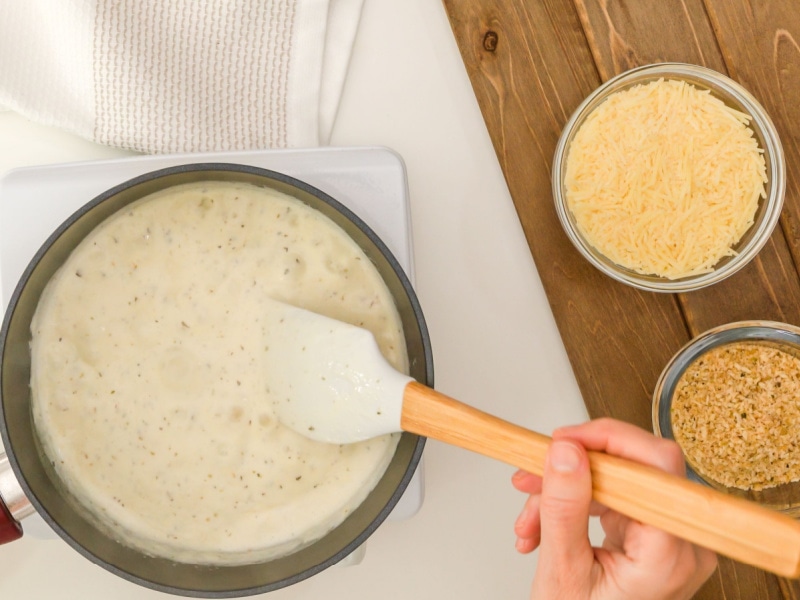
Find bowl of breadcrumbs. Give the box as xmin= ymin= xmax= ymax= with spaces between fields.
xmin=654 ymin=321 xmax=800 ymax=516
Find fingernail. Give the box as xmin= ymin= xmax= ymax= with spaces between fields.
xmin=549 ymin=440 xmax=581 ymax=473
xmin=511 ymin=469 xmax=528 ymax=483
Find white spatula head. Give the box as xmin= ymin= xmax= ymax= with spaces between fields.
xmin=264 ymin=300 xmax=412 ymax=444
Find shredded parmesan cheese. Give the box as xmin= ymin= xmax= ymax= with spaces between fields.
xmin=565 ymin=78 xmax=767 ymax=280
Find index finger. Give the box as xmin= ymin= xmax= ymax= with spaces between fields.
xmin=554 ymin=418 xmax=686 ymax=476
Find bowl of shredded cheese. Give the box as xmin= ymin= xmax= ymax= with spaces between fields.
xmin=552 ymin=63 xmax=785 ymax=293
xmin=653 ymin=320 xmax=800 ymax=516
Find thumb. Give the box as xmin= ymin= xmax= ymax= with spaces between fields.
xmin=537 ymin=439 xmax=594 ymax=568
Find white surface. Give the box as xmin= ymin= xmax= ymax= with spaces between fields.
xmin=0 ymin=0 xmax=590 ymax=598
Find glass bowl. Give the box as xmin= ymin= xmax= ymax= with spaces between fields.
xmin=552 ymin=63 xmax=785 ymax=293
xmin=653 ymin=320 xmax=800 ymax=516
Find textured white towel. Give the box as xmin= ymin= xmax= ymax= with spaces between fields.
xmin=0 ymin=0 xmax=364 ymax=153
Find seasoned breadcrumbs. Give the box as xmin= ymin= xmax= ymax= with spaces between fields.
xmin=671 ymin=341 xmax=800 ymax=491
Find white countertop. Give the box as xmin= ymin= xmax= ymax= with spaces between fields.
xmin=0 ymin=1 xmax=588 ymax=598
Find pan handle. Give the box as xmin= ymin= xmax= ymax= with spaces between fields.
xmin=0 ymin=452 xmax=33 ymax=544
xmin=0 ymin=500 xmax=22 ymax=543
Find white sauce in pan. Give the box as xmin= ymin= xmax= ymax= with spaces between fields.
xmin=30 ymin=181 xmax=407 ymax=564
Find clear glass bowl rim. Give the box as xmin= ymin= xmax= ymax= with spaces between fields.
xmin=551 ymin=62 xmax=786 ymax=293
xmin=652 ymin=319 xmax=800 ymax=515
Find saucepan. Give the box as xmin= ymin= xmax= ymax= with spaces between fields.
xmin=0 ymin=163 xmax=432 ymax=596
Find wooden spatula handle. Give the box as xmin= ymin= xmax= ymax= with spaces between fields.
xmin=401 ymin=381 xmax=800 ymax=579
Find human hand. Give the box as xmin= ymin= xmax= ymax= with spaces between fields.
xmin=512 ymin=418 xmax=717 ymax=600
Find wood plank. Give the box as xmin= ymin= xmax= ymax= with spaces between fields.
xmin=574 ymin=0 xmax=727 ymax=78
xmin=441 ymin=0 xmax=800 ymax=598
xmin=703 ymin=0 xmax=800 ymax=212
xmin=702 ymin=0 xmax=800 ymax=327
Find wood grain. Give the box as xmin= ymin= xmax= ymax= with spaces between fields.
xmin=575 ymin=0 xmax=726 ymax=77
xmin=441 ymin=0 xmax=800 ymax=597
xmin=703 ymin=0 xmax=800 ymax=326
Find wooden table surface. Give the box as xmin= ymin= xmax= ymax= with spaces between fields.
xmin=441 ymin=1 xmax=800 ymax=598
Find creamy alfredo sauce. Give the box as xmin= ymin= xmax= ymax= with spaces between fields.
xmin=30 ymin=181 xmax=407 ymax=564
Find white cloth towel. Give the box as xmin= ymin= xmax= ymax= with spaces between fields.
xmin=0 ymin=0 xmax=364 ymax=153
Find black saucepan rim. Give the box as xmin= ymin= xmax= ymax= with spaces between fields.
xmin=0 ymin=162 xmax=432 ymax=597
